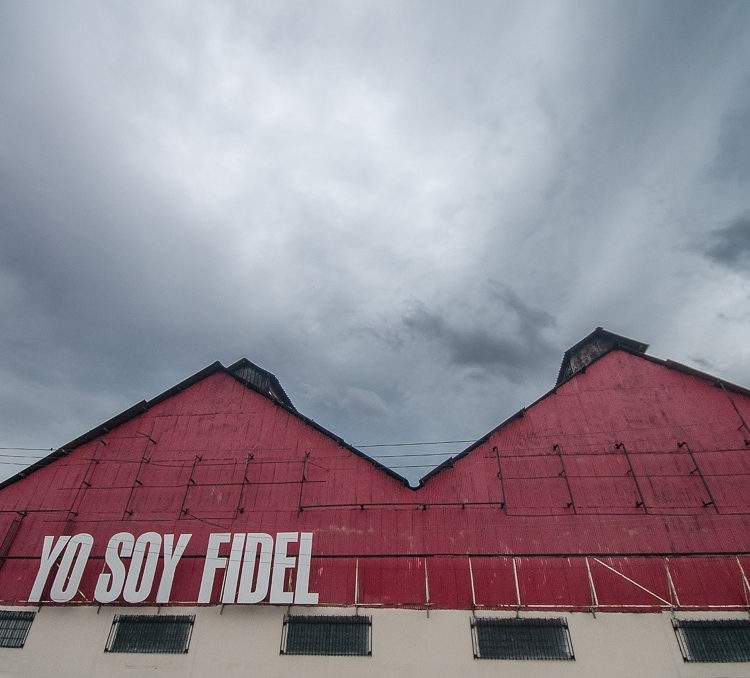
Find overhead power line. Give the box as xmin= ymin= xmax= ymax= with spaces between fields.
xmin=357 ymin=440 xmax=475 ymax=448
xmin=0 ymin=447 xmax=53 ymax=451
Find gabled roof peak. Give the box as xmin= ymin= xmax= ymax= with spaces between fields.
xmin=556 ymin=327 xmax=649 ymax=386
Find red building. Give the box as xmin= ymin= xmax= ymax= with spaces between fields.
xmin=1 ymin=328 xmax=749 ymax=676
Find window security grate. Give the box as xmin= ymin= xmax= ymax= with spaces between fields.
xmin=0 ymin=611 xmax=35 ymax=648
xmin=105 ymin=615 xmax=194 ymax=654
xmin=471 ymin=617 xmax=574 ymax=660
xmin=673 ymin=619 xmax=750 ymax=662
xmin=281 ymin=615 xmax=371 ymax=656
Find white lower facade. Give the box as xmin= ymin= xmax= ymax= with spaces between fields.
xmin=1 ymin=605 xmax=750 ymax=677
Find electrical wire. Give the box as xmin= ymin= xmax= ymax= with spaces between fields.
xmin=5 ymin=443 xmax=748 ymax=469
xmin=357 ymin=440 xmax=475 ymax=448
xmin=1 ymin=418 xmax=747 ymax=464
xmin=0 ymin=447 xmax=53 ymax=451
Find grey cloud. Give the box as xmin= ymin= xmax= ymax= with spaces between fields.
xmin=401 ymin=284 xmax=555 ymax=381
xmin=687 ymin=356 xmax=715 ymax=372
xmin=711 ymin=81 xmax=750 ymax=183
xmin=717 ymin=310 xmax=750 ymax=324
xmin=703 ymin=217 xmax=750 ymax=270
xmin=302 ymin=384 xmax=391 ymax=418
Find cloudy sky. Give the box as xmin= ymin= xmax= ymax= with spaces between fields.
xmin=1 ymin=1 xmax=749 ymax=485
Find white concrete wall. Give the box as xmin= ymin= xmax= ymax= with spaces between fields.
xmin=1 ymin=606 xmax=749 ymax=678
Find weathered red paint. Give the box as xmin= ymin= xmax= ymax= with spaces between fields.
xmin=2 ymin=336 xmax=750 ymax=611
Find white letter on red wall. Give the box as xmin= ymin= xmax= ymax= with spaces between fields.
xmin=94 ymin=532 xmax=134 ymax=603
xmin=269 ymin=532 xmax=297 ymax=604
xmin=49 ymin=533 xmax=94 ymax=603
xmin=221 ymin=533 xmax=247 ymax=604
xmin=198 ymin=533 xmax=231 ymax=603
xmin=123 ymin=532 xmax=161 ymax=603
xmin=29 ymin=535 xmax=71 ymax=603
xmin=294 ymin=532 xmax=319 ymax=604
xmin=236 ymin=533 xmax=273 ymax=604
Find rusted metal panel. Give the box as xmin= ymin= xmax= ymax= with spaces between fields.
xmin=469 ymin=557 xmax=517 ymax=608
xmin=668 ymin=556 xmax=746 ymax=607
xmin=184 ymin=484 xmax=242 ymax=519
xmin=358 ymin=557 xmax=425 ymax=607
xmin=76 ymin=487 xmax=133 ymax=520
xmin=696 ymin=449 xmax=750 ymax=513
xmin=588 ymin=557 xmax=671 ymax=609
xmin=307 ymin=557 xmax=355 ymax=606
xmin=515 ymin=557 xmax=591 ymax=609
xmin=0 ymin=516 xmax=22 ymax=573
xmin=426 ymin=556 xmax=474 ymax=609
xmin=567 ymin=476 xmax=643 ymax=514
xmin=504 ymin=477 xmax=573 ymax=515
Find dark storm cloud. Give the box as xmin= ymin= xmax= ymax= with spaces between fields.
xmin=703 ymin=217 xmax=750 ymax=270
xmin=403 ymin=307 xmax=537 ymax=370
xmin=712 ymin=82 xmax=750 ymax=183
xmin=401 ymin=284 xmax=555 ymax=381
xmin=688 ymin=356 xmax=716 ymax=372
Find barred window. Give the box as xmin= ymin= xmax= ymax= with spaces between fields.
xmin=0 ymin=610 xmax=34 ymax=648
xmin=674 ymin=619 xmax=750 ymax=662
xmin=105 ymin=615 xmax=194 ymax=654
xmin=281 ymin=615 xmax=371 ymax=656
xmin=471 ymin=617 xmax=574 ymax=660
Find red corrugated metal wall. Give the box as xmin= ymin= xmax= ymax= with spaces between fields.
xmin=1 ymin=349 xmax=750 ymax=610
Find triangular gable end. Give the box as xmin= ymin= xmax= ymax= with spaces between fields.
xmin=418 ymin=327 xmax=750 ymax=487
xmin=0 ymin=359 xmax=411 ymax=494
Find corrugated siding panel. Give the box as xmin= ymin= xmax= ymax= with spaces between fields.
xmin=77 ymin=487 xmax=133 ymax=520
xmin=668 ymin=557 xmax=746 ymax=607
xmin=129 ymin=485 xmax=185 ymax=517
xmin=169 ymin=558 xmax=207 ymax=603
xmin=640 ymin=474 xmax=711 ymax=513
xmin=470 ymin=557 xmax=518 ymax=607
xmin=358 ymin=557 xmax=425 ymax=606
xmin=425 ymin=556 xmax=474 ymax=609
xmin=564 ymin=453 xmax=640 ymax=514
xmin=504 ymin=478 xmax=572 ymax=515
xmin=567 ymin=476 xmax=642 ymax=513
xmin=308 ymin=557 xmax=355 ymax=606
xmin=697 ymin=449 xmax=750 ymax=513
xmin=184 ymin=483 xmax=241 ymax=518
xmin=589 ymin=557 xmax=670 ymax=609
xmin=516 ymin=557 xmax=591 ymax=608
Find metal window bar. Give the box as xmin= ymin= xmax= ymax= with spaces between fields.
xmin=0 ymin=611 xmax=35 ymax=648
xmin=105 ymin=615 xmax=195 ymax=654
xmin=673 ymin=619 xmax=750 ymax=662
xmin=281 ymin=615 xmax=372 ymax=656
xmin=471 ymin=617 xmax=575 ymax=660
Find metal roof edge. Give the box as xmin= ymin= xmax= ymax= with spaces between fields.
xmin=659 ymin=357 xmax=750 ymax=398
